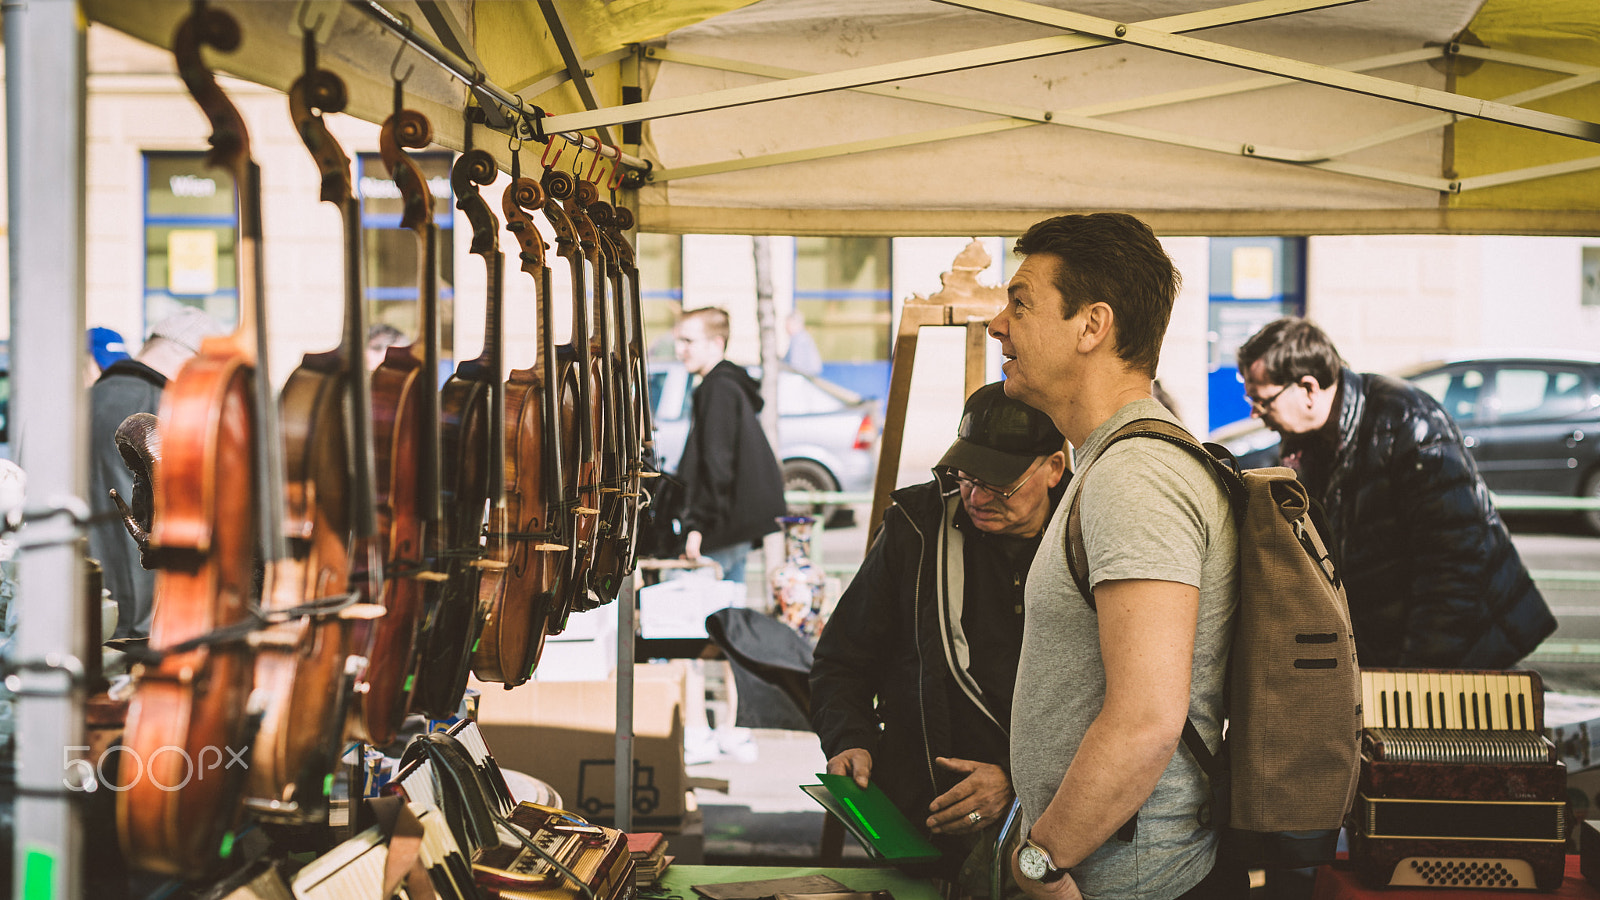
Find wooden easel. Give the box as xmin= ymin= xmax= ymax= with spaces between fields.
xmin=867 ymin=241 xmax=1007 ymax=544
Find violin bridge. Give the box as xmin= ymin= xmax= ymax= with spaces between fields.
xmin=339 ymin=604 xmax=387 ymax=621
xmin=472 ymin=559 xmax=510 ymax=571
xmin=535 ymin=542 xmax=568 ymax=552
xmin=638 ymin=471 xmax=662 ymax=478
xmin=414 ymin=570 xmax=450 ymax=583
xmin=576 ymin=507 xmax=600 ymax=516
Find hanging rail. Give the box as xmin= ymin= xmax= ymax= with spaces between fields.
xmin=348 ymin=0 xmax=651 ymax=179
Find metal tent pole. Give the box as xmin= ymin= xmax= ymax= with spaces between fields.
xmin=5 ymin=1 xmax=90 ymax=898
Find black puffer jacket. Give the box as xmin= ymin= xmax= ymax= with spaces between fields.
xmin=677 ymin=360 xmax=786 ymax=554
xmin=809 ymin=481 xmax=1010 ymax=831
xmin=1299 ymin=368 xmax=1554 ymax=668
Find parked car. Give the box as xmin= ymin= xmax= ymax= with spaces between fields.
xmin=648 ymin=361 xmax=879 ymax=526
xmin=1213 ymin=356 xmax=1600 ymax=533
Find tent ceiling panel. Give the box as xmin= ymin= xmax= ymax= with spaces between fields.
xmin=85 ymin=0 xmax=1600 ymax=236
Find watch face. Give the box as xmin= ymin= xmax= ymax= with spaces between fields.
xmin=1019 ymin=843 xmax=1050 ymax=881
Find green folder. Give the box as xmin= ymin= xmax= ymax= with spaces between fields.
xmin=802 ymin=773 xmax=942 ymax=864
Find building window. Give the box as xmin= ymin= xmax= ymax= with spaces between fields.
xmin=794 ymin=237 xmax=891 ymax=399
xmin=638 ymin=233 xmax=683 ymax=360
xmin=143 ymin=151 xmax=239 ymax=331
xmin=356 ymin=152 xmax=455 ymax=366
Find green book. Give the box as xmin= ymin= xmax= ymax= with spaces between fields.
xmin=802 ymin=773 xmax=942 ymax=864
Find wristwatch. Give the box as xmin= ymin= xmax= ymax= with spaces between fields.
xmin=1018 ymin=837 xmax=1070 ymax=884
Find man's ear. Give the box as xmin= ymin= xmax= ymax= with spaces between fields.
xmin=1077 ymin=302 xmax=1115 ymax=354
xmin=1045 ymin=450 xmax=1069 ymax=487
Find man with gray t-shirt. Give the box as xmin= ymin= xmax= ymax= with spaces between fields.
xmin=989 ymin=214 xmax=1244 ymax=900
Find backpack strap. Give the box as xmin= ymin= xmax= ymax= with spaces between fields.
xmin=1062 ymin=418 xmax=1241 ymax=832
xmin=1064 ymin=419 xmax=1244 ymax=610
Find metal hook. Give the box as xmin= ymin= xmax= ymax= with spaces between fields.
xmin=571 ymin=139 xmax=586 ymax=176
xmin=296 ymin=0 xmax=325 ymax=35
xmin=541 ymin=137 xmax=565 ymax=171
xmin=508 ymin=126 xmax=523 ymax=156
xmin=390 ymin=20 xmax=415 ymax=86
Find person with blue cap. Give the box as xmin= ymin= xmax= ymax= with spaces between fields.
xmin=88 ymin=307 xmax=226 ymax=641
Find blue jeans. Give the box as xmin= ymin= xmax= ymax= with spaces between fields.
xmin=706 ymin=543 xmax=748 ymax=587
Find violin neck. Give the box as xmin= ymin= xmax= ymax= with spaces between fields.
xmin=238 ymin=161 xmax=290 ymax=564
xmin=342 ymin=196 xmax=379 ymax=542
xmin=537 ymin=264 xmax=566 ymax=504
xmin=566 ymin=245 xmax=595 ymax=461
xmin=484 ymin=250 xmax=506 ymax=506
xmin=418 ymin=222 xmax=443 ymax=526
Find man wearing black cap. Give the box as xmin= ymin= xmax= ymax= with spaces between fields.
xmin=810 ymin=381 xmax=1067 ymax=892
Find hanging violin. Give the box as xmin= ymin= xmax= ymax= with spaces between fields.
xmin=412 ymin=115 xmax=494 ymax=715
xmin=563 ymin=181 xmax=628 ymax=611
xmin=245 ymin=31 xmax=387 ymax=820
xmin=471 ymin=162 xmax=570 ymax=685
xmin=118 ymin=4 xmax=264 ymax=875
xmin=540 ymin=170 xmax=602 ymax=628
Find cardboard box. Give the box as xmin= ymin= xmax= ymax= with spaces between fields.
xmin=532 ymin=608 xmax=619 ymax=682
xmin=472 ymin=664 xmax=688 ymax=832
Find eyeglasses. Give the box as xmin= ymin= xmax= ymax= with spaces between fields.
xmin=1246 ymin=379 xmax=1300 ymax=414
xmin=955 ymin=456 xmax=1045 ymax=500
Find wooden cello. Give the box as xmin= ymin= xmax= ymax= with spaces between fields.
xmin=471 ymin=166 xmax=570 ymax=685
xmin=563 ymin=182 xmax=628 ymax=610
xmin=246 ymin=36 xmax=389 ymax=819
xmin=540 ymin=170 xmax=603 ymax=627
xmin=118 ymin=4 xmax=263 ymax=875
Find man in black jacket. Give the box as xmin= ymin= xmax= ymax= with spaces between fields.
xmin=810 ymin=381 xmax=1067 ymax=889
xmin=1238 ymin=316 xmax=1555 ymax=667
xmin=673 ymin=307 xmax=786 ymax=585
xmin=88 ymin=307 xmax=226 ymax=640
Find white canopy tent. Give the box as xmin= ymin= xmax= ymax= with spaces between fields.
xmin=87 ymin=0 xmax=1600 ymax=236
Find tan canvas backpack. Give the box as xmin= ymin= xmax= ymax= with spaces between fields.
xmin=1065 ymin=418 xmax=1361 ymax=868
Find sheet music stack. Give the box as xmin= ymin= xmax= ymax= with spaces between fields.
xmin=290 ymin=804 xmax=477 ymax=900
xmin=1351 ymin=669 xmax=1567 ymax=891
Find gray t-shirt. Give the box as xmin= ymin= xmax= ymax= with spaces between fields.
xmin=1011 ymin=399 xmax=1237 ymax=900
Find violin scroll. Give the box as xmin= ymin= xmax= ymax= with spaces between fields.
xmin=289 ymin=70 xmax=352 ymax=205
xmin=173 ymin=6 xmax=249 ymax=178
xmin=613 ymin=207 xmax=636 ymax=231
xmin=452 ymin=149 xmax=500 ymax=256
xmin=575 ymin=179 xmax=600 ymax=207
xmin=503 ymin=178 xmax=549 ymax=275
xmin=542 ymin=168 xmax=576 ymax=203
xmin=380 ymin=110 xmax=436 ymax=230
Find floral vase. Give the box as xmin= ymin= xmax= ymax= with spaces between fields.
xmin=771 ymin=515 xmax=826 ymax=640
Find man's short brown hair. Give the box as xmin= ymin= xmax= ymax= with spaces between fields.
xmin=1235 ymin=317 xmax=1344 ymax=390
xmin=1014 ymin=213 xmax=1179 ymax=378
xmin=679 ymin=306 xmax=730 ymax=347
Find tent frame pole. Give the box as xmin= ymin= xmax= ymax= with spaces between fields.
xmin=541 ymin=0 xmax=1356 ymax=134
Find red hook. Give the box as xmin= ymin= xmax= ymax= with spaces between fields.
xmin=607 ymin=158 xmax=626 ymax=191
xmin=540 ymin=136 xmax=564 ymax=171
xmin=587 ymin=140 xmax=613 ymax=182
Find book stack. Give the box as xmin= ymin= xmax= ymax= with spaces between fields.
xmin=626 ymin=831 xmax=671 ymax=885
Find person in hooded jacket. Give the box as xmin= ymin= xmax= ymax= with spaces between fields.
xmin=673 ymin=306 xmax=787 ymax=585
xmin=1238 ymin=316 xmax=1554 ymax=668
xmin=810 ymin=381 xmax=1068 ymax=893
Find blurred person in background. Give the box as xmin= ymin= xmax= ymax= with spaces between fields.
xmin=1238 ymin=316 xmax=1553 ymax=667
xmin=671 ymin=307 xmax=785 ymax=586
xmin=88 ymin=307 xmax=226 ymax=641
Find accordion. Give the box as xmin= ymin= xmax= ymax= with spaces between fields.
xmin=1351 ymin=669 xmax=1567 ymax=891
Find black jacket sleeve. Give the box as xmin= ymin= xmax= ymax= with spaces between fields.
xmin=809 ymin=510 xmax=907 ymax=761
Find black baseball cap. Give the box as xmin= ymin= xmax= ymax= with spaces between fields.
xmin=935 ymin=381 xmax=1065 ymax=486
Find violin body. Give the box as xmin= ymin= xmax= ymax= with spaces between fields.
xmin=367 ymin=345 xmax=431 ymax=732
xmin=118 ymin=344 xmax=258 ymax=876
xmin=433 ymin=368 xmax=493 ymax=691
xmin=246 ymin=352 xmax=355 ymax=818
